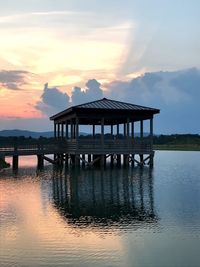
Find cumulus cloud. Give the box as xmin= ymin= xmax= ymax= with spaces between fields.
xmin=71 ymin=79 xmax=103 ymax=105
xmin=35 ymin=69 xmax=200 ymax=133
xmin=36 ymin=79 xmax=104 ymax=117
xmin=107 ymin=68 xmax=200 ymax=133
xmin=35 ymin=83 xmax=70 ymax=116
xmin=0 ymin=70 xmax=29 ymax=90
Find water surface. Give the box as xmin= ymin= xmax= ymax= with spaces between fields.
xmin=0 ymin=151 xmax=200 ymax=267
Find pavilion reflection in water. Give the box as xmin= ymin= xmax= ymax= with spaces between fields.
xmin=52 ymin=167 xmax=158 ymax=230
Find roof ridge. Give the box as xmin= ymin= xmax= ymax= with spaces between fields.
xmin=73 ymin=98 xmax=106 ymax=108
xmin=98 ymin=97 xmax=158 ymax=110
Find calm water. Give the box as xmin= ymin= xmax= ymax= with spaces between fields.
xmin=0 ymin=151 xmax=200 ymax=267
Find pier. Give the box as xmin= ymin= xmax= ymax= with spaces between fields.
xmin=0 ymin=98 xmax=160 ymax=170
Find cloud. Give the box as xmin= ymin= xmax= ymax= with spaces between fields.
xmin=35 ymin=83 xmax=70 ymax=116
xmin=36 ymin=79 xmax=104 ymax=117
xmin=34 ymin=69 xmax=200 ymax=133
xmin=0 ymin=70 xmax=29 ymax=90
xmin=107 ymin=68 xmax=200 ymax=133
xmin=71 ymin=79 xmax=103 ymax=105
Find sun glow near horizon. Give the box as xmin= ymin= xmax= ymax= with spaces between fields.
xmin=0 ymin=10 xmax=137 ymax=119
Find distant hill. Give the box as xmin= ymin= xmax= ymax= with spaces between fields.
xmin=0 ymin=129 xmax=87 ymax=138
xmin=0 ymin=129 xmax=54 ymax=138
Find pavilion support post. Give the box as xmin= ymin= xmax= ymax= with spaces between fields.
xmin=124 ymin=123 xmax=126 ymax=138
xmin=100 ymin=118 xmax=104 ymax=167
xmin=111 ymin=124 xmax=113 ymax=139
xmin=150 ymin=118 xmax=154 ymax=167
xmin=12 ymin=155 xmax=19 ymax=170
xmin=93 ymin=124 xmax=95 ymax=139
xmin=117 ymin=124 xmax=119 ymax=138
xmin=70 ymin=120 xmax=73 ymax=140
xmin=116 ymin=124 xmax=120 ymax=165
xmin=54 ymin=123 xmax=56 ymax=139
xmin=75 ymin=117 xmax=79 ymax=140
xmin=73 ymin=124 xmax=76 ymax=139
xmin=131 ymin=122 xmax=135 ymax=167
xmin=131 ymin=122 xmax=134 ymax=139
xmin=61 ymin=123 xmax=64 ymax=139
xmin=65 ymin=121 xmax=68 ymax=139
xmin=140 ymin=120 xmax=144 ymax=139
xmin=127 ymin=118 xmax=130 ymax=147
xmin=101 ymin=118 xmax=104 ymax=148
xmin=110 ymin=124 xmax=114 ymax=166
xmin=58 ymin=123 xmax=60 ymax=139
xmin=140 ymin=120 xmax=144 ymax=164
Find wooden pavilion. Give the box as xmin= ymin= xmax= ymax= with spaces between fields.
xmin=50 ymin=98 xmax=160 ymax=167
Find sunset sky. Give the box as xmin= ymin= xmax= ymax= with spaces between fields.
xmin=0 ymin=0 xmax=200 ymax=132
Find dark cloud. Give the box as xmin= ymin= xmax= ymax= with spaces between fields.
xmin=0 ymin=70 xmax=29 ymax=90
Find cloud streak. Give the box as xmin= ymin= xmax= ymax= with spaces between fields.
xmin=0 ymin=70 xmax=30 ymax=90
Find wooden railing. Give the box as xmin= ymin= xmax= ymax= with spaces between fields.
xmin=0 ymin=138 xmax=152 ymax=156
xmin=66 ymin=139 xmax=152 ymax=153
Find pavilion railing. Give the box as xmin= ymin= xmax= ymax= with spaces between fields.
xmin=0 ymin=138 xmax=152 ymax=156
xmin=65 ymin=139 xmax=152 ymax=153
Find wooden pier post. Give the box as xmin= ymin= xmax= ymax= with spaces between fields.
xmin=110 ymin=154 xmax=114 ymax=167
xmin=82 ymin=154 xmax=85 ymax=167
xmin=88 ymin=154 xmax=91 ymax=163
xmin=123 ymin=154 xmax=128 ymax=167
xmin=117 ymin=154 xmax=121 ymax=167
xmin=37 ymin=154 xmax=44 ymax=169
xmin=75 ymin=155 xmax=80 ymax=167
xmin=65 ymin=154 xmax=68 ymax=168
xmin=12 ymin=155 xmax=19 ymax=170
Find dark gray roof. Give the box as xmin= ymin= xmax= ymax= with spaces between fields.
xmin=75 ymin=98 xmax=158 ymax=111
xmin=50 ymin=98 xmax=160 ymax=120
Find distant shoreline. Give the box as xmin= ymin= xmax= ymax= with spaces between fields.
xmin=154 ymin=145 xmax=200 ymax=151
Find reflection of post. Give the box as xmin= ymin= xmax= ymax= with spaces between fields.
xmin=129 ymin=168 xmax=135 ymax=208
xmin=139 ymin=168 xmax=144 ymax=210
xmin=148 ymin=169 xmax=154 ymax=215
xmin=109 ymin=169 xmax=114 ymax=205
xmin=100 ymin=169 xmax=105 ymax=207
xmin=123 ymin=169 xmax=130 ymax=208
xmin=91 ymin=170 xmax=96 ymax=206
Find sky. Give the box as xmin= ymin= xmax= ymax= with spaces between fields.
xmin=0 ymin=0 xmax=200 ymax=133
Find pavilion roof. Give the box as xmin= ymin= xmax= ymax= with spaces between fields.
xmin=50 ymin=98 xmax=159 ymax=122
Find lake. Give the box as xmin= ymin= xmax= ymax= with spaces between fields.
xmin=0 ymin=151 xmax=200 ymax=267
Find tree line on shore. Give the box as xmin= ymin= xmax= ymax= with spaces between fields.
xmin=0 ymin=134 xmax=199 ymax=145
